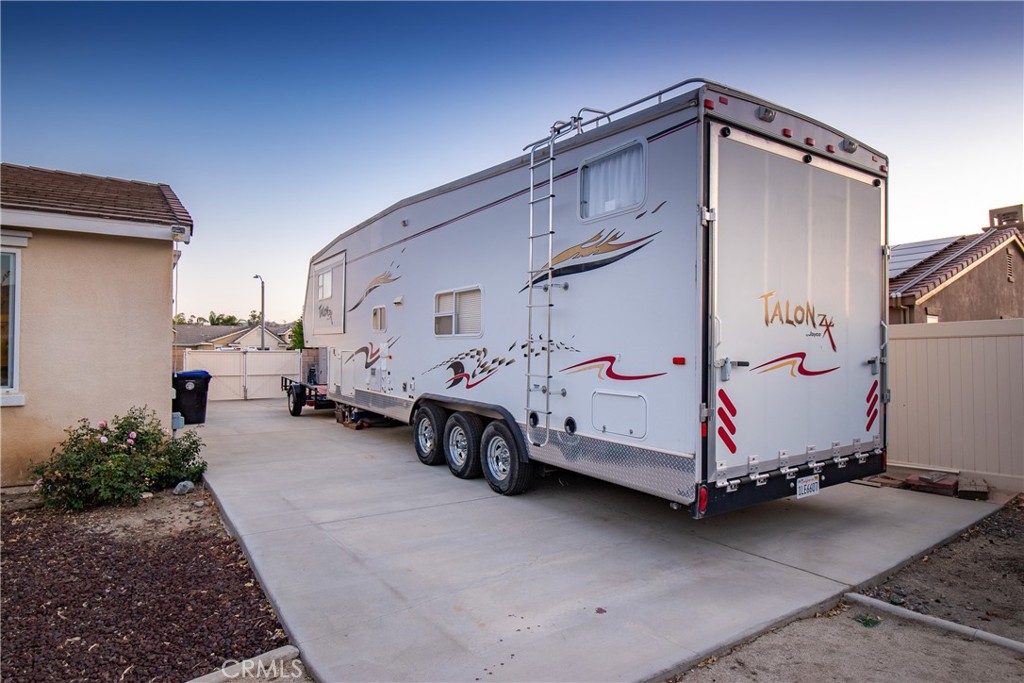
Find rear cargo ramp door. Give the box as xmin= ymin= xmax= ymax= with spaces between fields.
xmin=709 ymin=123 xmax=885 ymax=482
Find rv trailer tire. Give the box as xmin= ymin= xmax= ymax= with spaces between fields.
xmin=481 ymin=421 xmax=533 ymax=495
xmin=287 ymin=386 xmax=305 ymax=416
xmin=413 ymin=403 xmax=448 ymax=466
xmin=444 ymin=412 xmax=484 ymax=479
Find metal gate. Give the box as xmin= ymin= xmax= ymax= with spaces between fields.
xmin=184 ymin=350 xmax=301 ymax=400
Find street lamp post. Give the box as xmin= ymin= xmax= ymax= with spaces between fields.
xmin=253 ymin=274 xmax=265 ymax=351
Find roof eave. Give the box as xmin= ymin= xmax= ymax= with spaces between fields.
xmin=0 ymin=207 xmax=190 ymax=243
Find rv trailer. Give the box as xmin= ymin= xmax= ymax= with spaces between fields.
xmin=301 ymin=78 xmax=889 ymax=518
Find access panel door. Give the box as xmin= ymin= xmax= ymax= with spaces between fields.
xmin=708 ymin=123 xmax=886 ymax=483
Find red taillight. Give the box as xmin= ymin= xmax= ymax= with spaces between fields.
xmin=703 ymin=98 xmax=715 ymax=110
xmin=880 ymin=164 xmax=888 ymax=173
xmin=826 ymin=144 xmax=836 ymax=153
xmin=672 ymin=357 xmax=686 ymax=365
xmin=718 ymin=96 xmax=729 ymax=105
xmin=698 ymin=486 xmax=708 ymax=514
xmin=782 ymin=128 xmax=793 ymax=138
xmin=804 ymin=137 xmax=815 ymax=146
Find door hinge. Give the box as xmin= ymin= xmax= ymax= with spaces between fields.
xmin=701 ymin=206 xmax=716 ymax=226
xmin=699 ymin=403 xmax=709 ymax=422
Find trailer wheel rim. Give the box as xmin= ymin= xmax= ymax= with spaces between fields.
xmin=417 ymin=417 xmax=435 ymax=454
xmin=288 ymin=391 xmax=295 ymax=410
xmin=447 ymin=425 xmax=468 ymax=467
xmin=486 ymin=436 xmax=511 ymax=482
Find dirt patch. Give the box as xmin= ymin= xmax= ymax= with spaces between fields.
xmin=0 ymin=487 xmax=308 ymax=682
xmin=673 ymin=495 xmax=1024 ymax=682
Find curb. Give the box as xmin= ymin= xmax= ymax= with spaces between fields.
xmin=186 ymin=645 xmax=300 ymax=683
xmin=844 ymin=593 xmax=1024 ymax=654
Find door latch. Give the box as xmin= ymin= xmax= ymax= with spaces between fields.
xmin=715 ymin=357 xmax=750 ymax=382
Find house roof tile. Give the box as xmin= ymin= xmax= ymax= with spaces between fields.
xmin=889 ymin=226 xmax=1022 ymax=301
xmin=173 ymin=325 xmax=248 ymax=346
xmin=1 ymin=163 xmax=193 ymax=231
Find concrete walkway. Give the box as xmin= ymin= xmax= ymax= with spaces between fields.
xmin=200 ymin=399 xmax=998 ymax=683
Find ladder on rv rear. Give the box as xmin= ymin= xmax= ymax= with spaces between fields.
xmin=525 ymin=124 xmax=569 ymax=447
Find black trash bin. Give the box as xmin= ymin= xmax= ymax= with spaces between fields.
xmin=173 ymin=370 xmax=212 ymax=424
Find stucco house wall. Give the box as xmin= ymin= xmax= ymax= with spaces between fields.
xmin=1 ymin=231 xmax=175 ymax=484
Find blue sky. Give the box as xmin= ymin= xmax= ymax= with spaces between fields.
xmin=3 ymin=1 xmax=1022 ymax=322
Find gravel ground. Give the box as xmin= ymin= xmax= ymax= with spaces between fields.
xmin=674 ymin=494 xmax=1024 ymax=682
xmin=0 ymin=488 xmax=296 ymax=682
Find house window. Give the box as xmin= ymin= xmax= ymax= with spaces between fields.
xmin=1 ymin=251 xmax=19 ymax=392
xmin=926 ymin=314 xmax=940 ymax=324
xmin=434 ymin=287 xmax=482 ymax=336
xmin=1008 ymin=248 xmax=1015 ymax=283
xmin=372 ymin=305 xmax=386 ymax=332
xmin=317 ymin=271 xmax=332 ymax=300
xmin=580 ymin=141 xmax=646 ymax=220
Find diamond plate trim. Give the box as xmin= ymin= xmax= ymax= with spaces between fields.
xmin=524 ymin=425 xmax=696 ymax=504
xmin=352 ymin=389 xmax=413 ymax=421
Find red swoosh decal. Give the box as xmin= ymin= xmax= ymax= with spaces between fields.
xmin=561 ymin=356 xmax=666 ymax=381
xmin=753 ymin=352 xmax=839 ymax=377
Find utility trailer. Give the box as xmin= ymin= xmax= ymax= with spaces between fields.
xmin=302 ymin=77 xmax=889 ymax=518
xmin=281 ymin=372 xmax=335 ymax=416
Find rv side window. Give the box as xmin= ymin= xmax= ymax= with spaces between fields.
xmin=372 ymin=305 xmax=386 ymax=332
xmin=434 ymin=287 xmax=481 ymax=336
xmin=317 ymin=271 xmax=332 ymax=300
xmin=580 ymin=141 xmax=645 ymax=220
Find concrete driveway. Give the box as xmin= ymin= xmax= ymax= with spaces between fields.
xmin=200 ymin=399 xmax=998 ymax=682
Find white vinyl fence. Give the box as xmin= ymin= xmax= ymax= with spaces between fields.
xmin=888 ymin=318 xmax=1024 ymax=492
xmin=184 ymin=350 xmax=301 ymax=401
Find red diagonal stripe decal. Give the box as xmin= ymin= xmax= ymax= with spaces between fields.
xmin=866 ymin=380 xmax=879 ymax=404
xmin=866 ymin=408 xmax=879 ymax=432
xmin=717 ymin=426 xmax=737 ymax=454
xmin=717 ymin=407 xmax=736 ymax=435
xmin=718 ymin=389 xmax=737 ymax=417
xmin=866 ymin=393 xmax=879 ymax=417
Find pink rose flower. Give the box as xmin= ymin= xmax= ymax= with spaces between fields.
xmin=127 ymin=439 xmax=135 ymax=446
xmin=129 ymin=432 xmax=137 ymax=439
xmin=99 ymin=436 xmax=108 ymax=444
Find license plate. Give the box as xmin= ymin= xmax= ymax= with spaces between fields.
xmin=796 ymin=474 xmax=820 ymax=499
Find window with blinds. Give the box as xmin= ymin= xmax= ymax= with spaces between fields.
xmin=580 ymin=140 xmax=646 ymax=220
xmin=434 ymin=287 xmax=481 ymax=335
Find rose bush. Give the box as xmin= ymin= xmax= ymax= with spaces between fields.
xmin=31 ymin=407 xmax=207 ymax=510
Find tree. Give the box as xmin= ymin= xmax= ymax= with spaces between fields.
xmin=288 ymin=318 xmax=305 ymax=350
xmin=172 ymin=312 xmax=188 ymax=325
xmin=247 ymin=309 xmax=261 ymax=326
xmin=206 ymin=311 xmax=242 ymax=326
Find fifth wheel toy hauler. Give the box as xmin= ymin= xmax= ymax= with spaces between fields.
xmin=301 ymin=77 xmax=889 ymax=518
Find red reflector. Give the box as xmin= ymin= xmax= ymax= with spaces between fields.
xmin=804 ymin=137 xmax=815 ymax=146
xmin=672 ymin=357 xmax=686 ymax=365
xmin=782 ymin=128 xmax=793 ymax=138
xmin=703 ymin=98 xmax=715 ymax=110
xmin=698 ymin=486 xmax=708 ymax=514
xmin=872 ymin=155 xmax=878 ymax=162
xmin=718 ymin=96 xmax=729 ymax=105
xmin=880 ymin=164 xmax=888 ymax=173
xmin=701 ymin=423 xmax=708 ymax=438
xmin=826 ymin=144 xmax=836 ymax=153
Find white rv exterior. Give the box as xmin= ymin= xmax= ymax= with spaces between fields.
xmin=303 ymin=78 xmax=888 ymax=517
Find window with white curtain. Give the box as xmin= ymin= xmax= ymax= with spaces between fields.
xmin=580 ymin=141 xmax=645 ymax=219
xmin=434 ymin=287 xmax=481 ymax=336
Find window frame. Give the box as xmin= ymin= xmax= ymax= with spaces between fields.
xmin=433 ymin=285 xmax=483 ymax=337
xmin=1 ymin=247 xmax=24 ymax=405
xmin=372 ymin=305 xmax=387 ymax=333
xmin=578 ymin=138 xmax=648 ymax=223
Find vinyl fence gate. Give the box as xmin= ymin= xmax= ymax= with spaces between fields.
xmin=183 ymin=350 xmax=301 ymax=401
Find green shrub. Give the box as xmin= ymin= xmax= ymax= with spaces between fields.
xmin=30 ymin=407 xmax=207 ymax=511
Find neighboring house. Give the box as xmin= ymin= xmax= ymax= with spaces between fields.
xmin=889 ymin=205 xmax=1023 ymax=324
xmin=172 ymin=323 xmax=290 ymax=372
xmin=1 ymin=163 xmax=192 ymax=485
